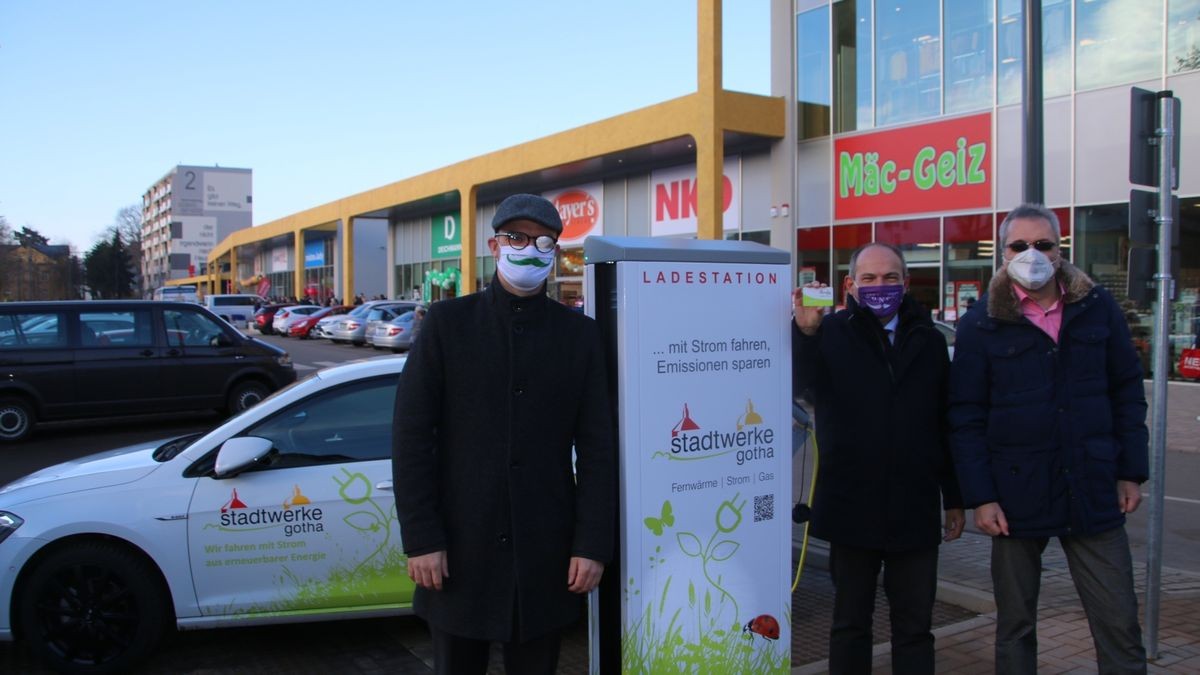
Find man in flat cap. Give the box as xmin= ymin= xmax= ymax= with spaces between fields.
xmin=393 ymin=193 xmax=616 ymax=674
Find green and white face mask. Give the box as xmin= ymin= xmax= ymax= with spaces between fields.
xmin=497 ymin=248 xmax=554 ymax=293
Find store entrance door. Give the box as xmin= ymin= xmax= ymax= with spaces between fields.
xmin=907 ymin=265 xmax=940 ymax=318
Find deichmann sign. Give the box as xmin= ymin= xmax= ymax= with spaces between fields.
xmin=543 ymin=182 xmax=603 ymax=246
xmin=651 ymin=157 xmax=741 ymax=236
xmin=834 ymin=113 xmax=992 ymax=221
xmin=611 ymin=259 xmax=791 ymax=671
xmin=430 ymin=211 xmax=461 ymax=260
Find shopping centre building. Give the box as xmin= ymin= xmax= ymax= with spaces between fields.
xmin=191 ymin=0 xmax=1199 ymax=377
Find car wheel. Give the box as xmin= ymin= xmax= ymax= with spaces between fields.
xmin=227 ymin=380 xmax=271 ymax=414
xmin=391 ymin=348 xmax=402 ymax=354
xmin=352 ymin=341 xmax=365 ymax=347
xmin=18 ymin=541 xmax=169 ymax=674
xmin=0 ymin=397 xmax=35 ymax=443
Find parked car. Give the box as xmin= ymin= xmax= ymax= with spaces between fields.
xmin=271 ymin=305 xmax=323 ymax=336
xmin=0 ymin=301 xmax=297 ymax=443
xmin=0 ymin=357 xmax=410 ymax=672
xmin=369 ymin=310 xmax=424 ymax=353
xmin=289 ymin=306 xmax=350 ymax=339
xmin=327 ymin=301 xmax=417 ymax=346
xmin=933 ymin=320 xmax=957 ymax=360
xmin=252 ymin=304 xmax=290 ymax=335
xmin=202 ymin=294 xmax=265 ymax=330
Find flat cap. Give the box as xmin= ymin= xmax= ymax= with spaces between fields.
xmin=491 ymin=193 xmax=563 ymax=235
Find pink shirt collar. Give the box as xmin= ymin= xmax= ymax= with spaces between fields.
xmin=1012 ymin=282 xmax=1067 ymax=343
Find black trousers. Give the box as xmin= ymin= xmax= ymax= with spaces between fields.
xmin=430 ymin=626 xmax=561 ymax=675
xmin=828 ymin=543 xmax=939 ymax=675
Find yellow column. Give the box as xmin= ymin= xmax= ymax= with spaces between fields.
xmin=696 ymin=0 xmax=724 ymax=240
xmin=293 ymin=230 xmax=305 ymax=301
xmin=342 ymin=216 xmax=355 ymax=303
xmin=229 ymin=245 xmax=238 ymax=293
xmin=458 ymin=186 xmax=478 ymax=294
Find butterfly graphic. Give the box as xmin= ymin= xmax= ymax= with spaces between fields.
xmin=644 ymin=500 xmax=675 ymax=536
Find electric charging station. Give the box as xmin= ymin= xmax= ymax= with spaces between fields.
xmin=584 ymin=237 xmax=793 ymax=673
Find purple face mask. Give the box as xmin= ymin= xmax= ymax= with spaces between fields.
xmin=856 ymin=284 xmax=905 ymax=318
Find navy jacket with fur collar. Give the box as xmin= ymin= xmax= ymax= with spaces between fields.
xmin=948 ymin=261 xmax=1149 ymax=538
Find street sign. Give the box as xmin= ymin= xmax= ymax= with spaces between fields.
xmin=1130 ymin=88 xmax=1181 ymax=189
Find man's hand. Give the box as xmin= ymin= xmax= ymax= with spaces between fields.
xmin=567 ymin=557 xmax=604 ymax=594
xmin=791 ymin=282 xmax=827 ymax=337
xmin=1118 ymin=480 xmax=1142 ymax=514
xmin=974 ymin=502 xmax=1010 ymax=537
xmin=943 ymin=508 xmax=966 ymax=541
xmin=408 ymin=551 xmax=449 ymax=590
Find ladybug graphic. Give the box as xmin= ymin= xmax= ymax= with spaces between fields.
xmin=744 ymin=614 xmax=780 ymax=641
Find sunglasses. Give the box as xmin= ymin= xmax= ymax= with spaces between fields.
xmin=1006 ymin=239 xmax=1057 ymax=253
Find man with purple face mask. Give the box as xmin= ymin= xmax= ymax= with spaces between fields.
xmin=792 ymin=242 xmax=964 ymax=674
xmin=949 ymin=203 xmax=1148 ymax=674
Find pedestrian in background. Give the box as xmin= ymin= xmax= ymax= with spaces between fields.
xmin=792 ymin=242 xmax=964 ymax=674
xmin=949 ymin=203 xmax=1148 ymax=674
xmin=393 ymin=193 xmax=616 ymax=674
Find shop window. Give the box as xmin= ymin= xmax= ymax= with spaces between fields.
xmin=833 ymin=0 xmax=873 ymax=132
xmin=944 ymin=0 xmax=994 ymax=114
xmin=875 ymin=0 xmax=941 ymax=127
xmin=797 ymin=226 xmax=831 ymax=286
xmin=1170 ymin=0 xmax=1200 ymax=73
xmin=1076 ymin=0 xmax=1162 ymax=91
xmin=997 ymin=0 xmax=1072 ymax=105
xmin=798 ymin=6 xmax=832 ymax=139
xmin=944 ymin=213 xmax=994 ymax=322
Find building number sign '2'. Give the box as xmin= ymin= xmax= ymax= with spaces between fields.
xmin=834 ymin=112 xmax=992 ymax=221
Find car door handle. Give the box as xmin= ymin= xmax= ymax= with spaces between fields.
xmin=140 ymin=349 xmax=155 ymax=357
xmin=168 ymin=348 xmax=182 ymax=356
xmin=375 ymin=481 xmax=393 ymax=492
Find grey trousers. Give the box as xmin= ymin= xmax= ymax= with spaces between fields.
xmin=992 ymin=526 xmax=1146 ymax=675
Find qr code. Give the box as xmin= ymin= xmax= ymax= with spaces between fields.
xmin=754 ymin=494 xmax=774 ymax=522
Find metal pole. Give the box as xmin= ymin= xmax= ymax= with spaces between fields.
xmin=1022 ymin=0 xmax=1044 ymax=204
xmin=1144 ymin=89 xmax=1174 ymax=660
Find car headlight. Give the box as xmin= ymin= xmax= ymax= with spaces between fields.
xmin=276 ymin=354 xmax=292 ymax=367
xmin=0 ymin=511 xmax=23 ymax=545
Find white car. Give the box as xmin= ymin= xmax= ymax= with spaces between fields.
xmin=270 ymin=305 xmax=322 ymax=336
xmin=0 ymin=357 xmax=413 ymax=672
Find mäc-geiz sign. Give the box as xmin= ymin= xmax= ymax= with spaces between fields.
xmin=834 ymin=113 xmax=991 ymax=221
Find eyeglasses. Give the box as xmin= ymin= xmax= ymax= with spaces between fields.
xmin=1006 ymin=239 xmax=1057 ymax=253
xmin=494 ymin=231 xmax=558 ymax=253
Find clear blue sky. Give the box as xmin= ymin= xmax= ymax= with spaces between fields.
xmin=0 ymin=1 xmax=770 ymax=252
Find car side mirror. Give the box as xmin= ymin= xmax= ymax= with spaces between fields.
xmin=214 ymin=436 xmax=277 ymax=478
xmin=210 ymin=333 xmax=234 ymax=348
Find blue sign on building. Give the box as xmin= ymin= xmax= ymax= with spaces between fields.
xmin=304 ymin=240 xmax=325 ymax=269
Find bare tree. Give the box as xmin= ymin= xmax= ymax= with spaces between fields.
xmin=0 ymin=214 xmax=13 ymax=244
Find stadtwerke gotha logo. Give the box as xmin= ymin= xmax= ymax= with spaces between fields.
xmin=213 ymin=486 xmax=325 ymax=537
xmin=655 ymin=400 xmax=775 ymax=466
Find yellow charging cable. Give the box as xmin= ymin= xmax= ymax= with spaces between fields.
xmin=791 ymin=425 xmax=819 ymax=593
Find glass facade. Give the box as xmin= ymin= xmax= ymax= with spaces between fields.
xmin=1075 ymin=0 xmax=1162 ymax=90
xmin=798 ymin=6 xmax=832 ymax=139
xmin=997 ymin=0 xmax=1072 ymax=104
xmin=944 ymin=0 xmax=994 ymax=113
xmin=1170 ymin=0 xmax=1200 ymax=73
xmin=875 ymin=0 xmax=941 ymax=126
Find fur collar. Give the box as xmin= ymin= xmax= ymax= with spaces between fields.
xmin=987 ymin=259 xmax=1095 ymax=323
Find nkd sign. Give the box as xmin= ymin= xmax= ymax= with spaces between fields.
xmin=835 ymin=113 xmax=991 ymax=221
xmin=651 ymin=157 xmax=741 ymax=236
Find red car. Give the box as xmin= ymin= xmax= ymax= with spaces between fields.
xmin=289 ymin=305 xmax=351 ymax=339
xmin=252 ymin=304 xmax=290 ymax=335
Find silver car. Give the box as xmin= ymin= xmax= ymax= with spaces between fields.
xmin=328 ymin=301 xmax=417 ymax=346
xmin=271 ymin=305 xmax=322 ymax=336
xmin=370 ymin=310 xmax=424 ymax=352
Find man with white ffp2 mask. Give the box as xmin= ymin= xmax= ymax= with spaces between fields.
xmin=393 ymin=193 xmax=616 ymax=674
xmin=949 ymin=203 xmax=1149 ymax=674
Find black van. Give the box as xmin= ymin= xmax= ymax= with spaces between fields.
xmin=0 ymin=301 xmax=297 ymax=442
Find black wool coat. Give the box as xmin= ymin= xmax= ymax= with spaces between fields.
xmin=792 ymin=294 xmax=962 ymax=552
xmin=392 ymin=277 xmax=617 ymax=642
